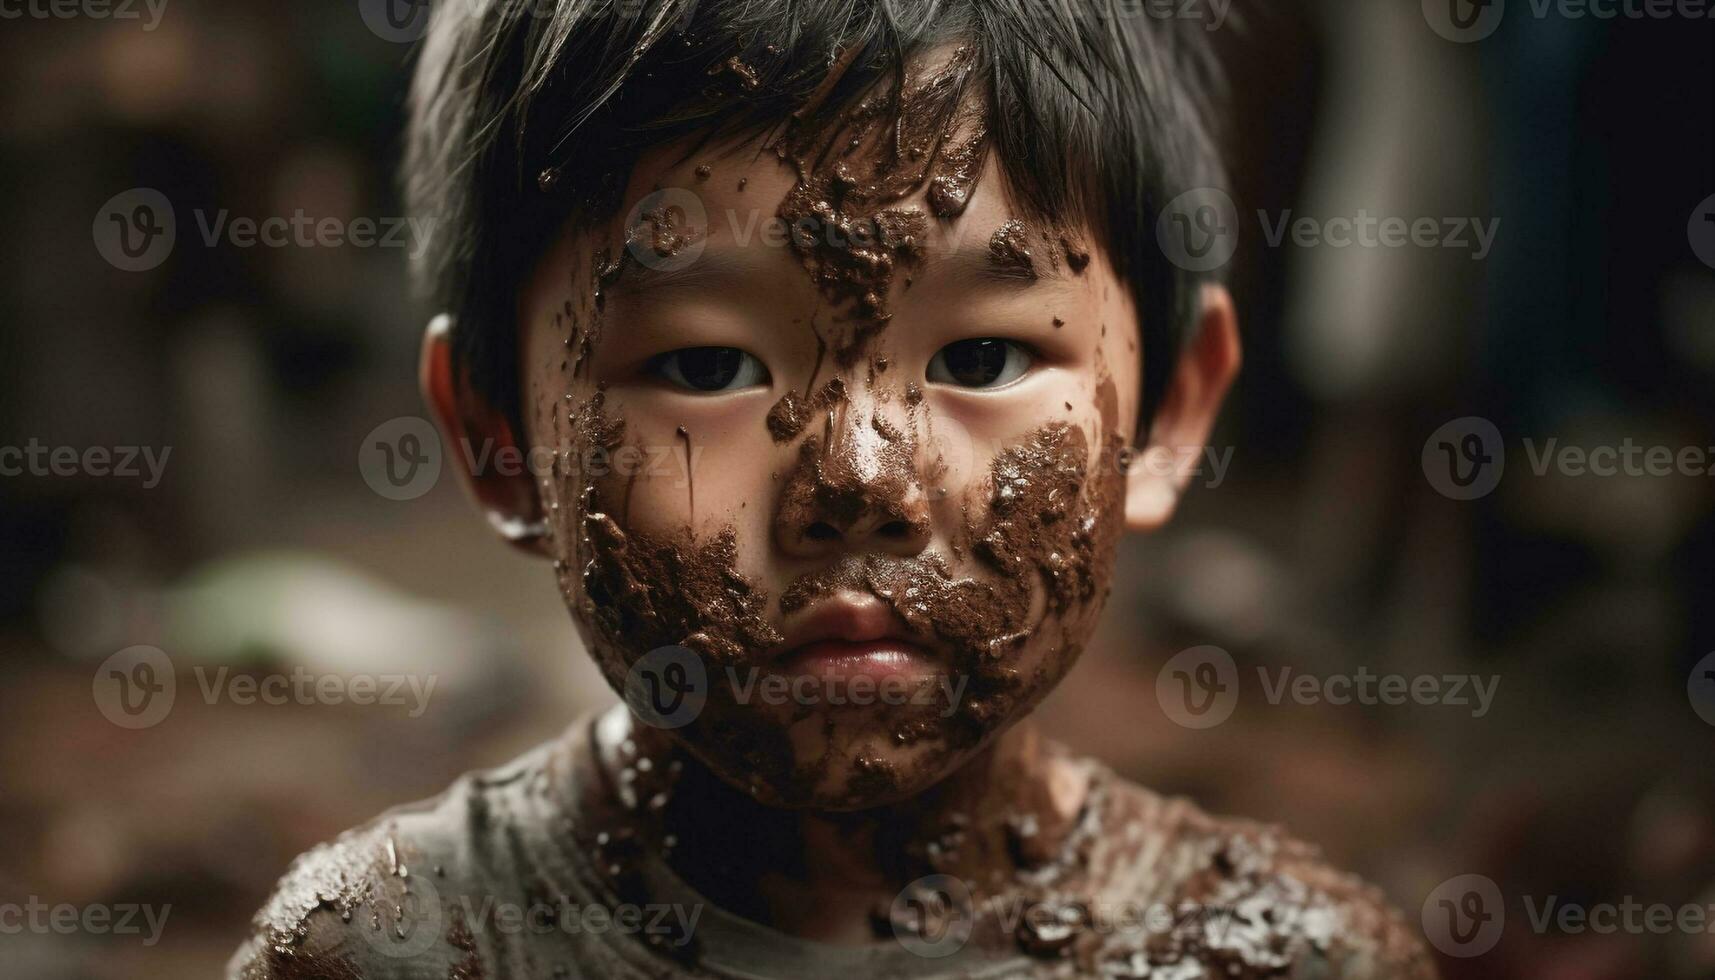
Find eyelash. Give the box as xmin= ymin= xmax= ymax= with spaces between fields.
xmin=926 ymin=338 xmax=1036 ymax=390
xmin=648 ymin=347 xmax=770 ymax=393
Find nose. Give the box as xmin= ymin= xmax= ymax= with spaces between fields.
xmin=774 ymin=418 xmax=932 ymax=560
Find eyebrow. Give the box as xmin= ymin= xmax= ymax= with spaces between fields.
xmin=606 ymin=231 xmax=1073 ymax=305
xmin=606 ymin=247 xmax=768 ymax=302
xmin=925 ymin=236 xmax=1073 ymax=291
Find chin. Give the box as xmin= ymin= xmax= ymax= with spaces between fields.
xmin=686 ymin=707 xmax=994 ymax=813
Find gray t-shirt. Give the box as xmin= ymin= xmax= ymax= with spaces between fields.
xmin=229 ymin=712 xmax=1435 ymax=979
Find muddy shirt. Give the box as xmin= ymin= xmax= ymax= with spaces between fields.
xmin=229 ymin=713 xmax=1436 ymax=979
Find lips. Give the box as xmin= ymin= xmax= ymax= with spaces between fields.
xmin=769 ymin=593 xmax=940 ymax=679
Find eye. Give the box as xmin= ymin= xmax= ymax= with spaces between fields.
xmin=926 ymin=339 xmax=1032 ymax=389
xmin=651 ymin=347 xmax=769 ymax=392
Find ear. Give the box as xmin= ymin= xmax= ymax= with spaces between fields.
xmin=1124 ymin=284 xmax=1241 ymax=532
xmin=419 ymin=314 xmax=550 ymax=554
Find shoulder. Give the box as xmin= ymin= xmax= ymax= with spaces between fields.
xmin=1086 ymin=769 xmax=1437 ymax=979
xmin=227 ymin=731 xmax=579 ymax=980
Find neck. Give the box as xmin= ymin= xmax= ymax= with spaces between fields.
xmin=596 ymin=712 xmax=1088 ymax=945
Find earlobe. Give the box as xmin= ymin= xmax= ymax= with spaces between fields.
xmin=420 ymin=314 xmax=551 ymax=554
xmin=1123 ymin=284 xmax=1241 ymax=533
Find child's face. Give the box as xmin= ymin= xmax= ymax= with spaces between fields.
xmin=513 ymin=135 xmax=1146 ymax=810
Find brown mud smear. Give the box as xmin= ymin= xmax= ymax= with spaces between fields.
xmin=988 ymin=218 xmax=1037 ymax=279
xmin=628 ymin=204 xmax=702 ymax=260
xmin=765 ymin=377 xmax=848 ymax=443
xmin=773 ymin=46 xmax=990 ymax=360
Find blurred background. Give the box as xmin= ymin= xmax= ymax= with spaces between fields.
xmin=1 ymin=0 xmax=1712 ymax=976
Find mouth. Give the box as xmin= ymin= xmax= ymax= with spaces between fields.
xmin=769 ymin=593 xmax=941 ymax=681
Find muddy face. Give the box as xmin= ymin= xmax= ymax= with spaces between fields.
xmin=519 ymin=56 xmax=1143 ymax=811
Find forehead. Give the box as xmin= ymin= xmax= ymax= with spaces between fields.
xmin=598 ymin=132 xmax=1101 ymax=312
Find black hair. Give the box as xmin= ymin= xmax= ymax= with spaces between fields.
xmin=404 ymin=0 xmax=1231 ymax=433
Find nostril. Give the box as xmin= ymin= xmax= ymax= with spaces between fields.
xmin=877 ymin=520 xmax=912 ymax=539
xmin=805 ymin=522 xmax=841 ymax=542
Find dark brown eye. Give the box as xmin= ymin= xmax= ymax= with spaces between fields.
xmin=927 ymin=339 xmax=1031 ymax=389
xmin=653 ymin=347 xmax=768 ymax=392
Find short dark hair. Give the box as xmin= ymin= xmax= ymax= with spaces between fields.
xmin=404 ymin=0 xmax=1231 ymax=432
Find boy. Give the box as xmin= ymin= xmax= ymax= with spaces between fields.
xmin=232 ymin=1 xmax=1435 ymax=976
